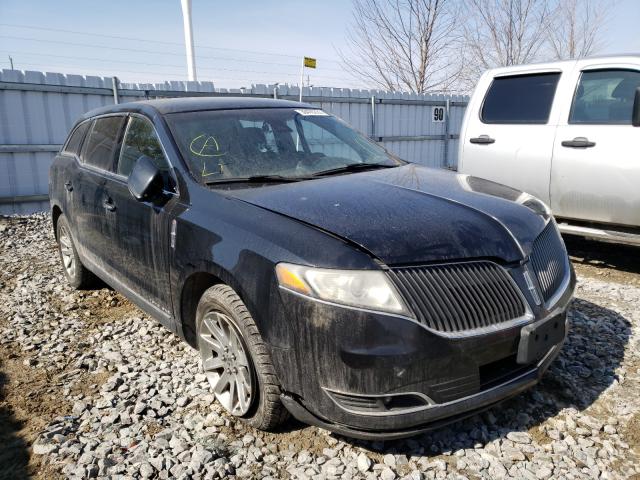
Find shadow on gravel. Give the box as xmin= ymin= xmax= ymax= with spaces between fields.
xmin=564 ymin=235 xmax=640 ymax=276
xmin=340 ymin=298 xmax=632 ymax=457
xmin=0 ymin=362 xmax=30 ymax=480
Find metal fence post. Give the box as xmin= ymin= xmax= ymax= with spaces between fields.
xmin=444 ymin=98 xmax=451 ymax=169
xmin=112 ymin=76 xmax=120 ymax=104
xmin=273 ymin=86 xmax=278 ymax=99
xmin=370 ymin=96 xmax=376 ymax=139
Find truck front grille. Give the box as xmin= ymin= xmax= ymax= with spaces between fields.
xmin=389 ymin=261 xmax=526 ymax=334
xmin=530 ymin=222 xmax=568 ymax=302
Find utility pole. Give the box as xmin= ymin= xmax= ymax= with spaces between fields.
xmin=8 ymin=55 xmax=14 ymax=70
xmin=180 ymin=0 xmax=197 ymax=81
xmin=299 ymin=57 xmax=317 ymax=102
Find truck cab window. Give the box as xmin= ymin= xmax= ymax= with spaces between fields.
xmin=569 ymin=69 xmax=640 ymax=125
xmin=481 ymin=73 xmax=561 ymax=124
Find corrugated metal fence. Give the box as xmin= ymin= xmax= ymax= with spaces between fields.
xmin=0 ymin=69 xmax=468 ymax=215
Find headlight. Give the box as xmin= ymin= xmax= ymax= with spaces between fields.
xmin=275 ymin=263 xmax=409 ymax=315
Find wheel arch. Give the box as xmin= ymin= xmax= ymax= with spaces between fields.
xmin=51 ymin=203 xmax=63 ymax=239
xmin=178 ymin=263 xmax=252 ymax=349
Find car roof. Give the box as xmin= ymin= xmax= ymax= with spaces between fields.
xmin=80 ymin=97 xmax=317 ymax=120
xmin=483 ymin=54 xmax=640 ymax=77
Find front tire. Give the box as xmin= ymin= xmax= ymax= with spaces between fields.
xmin=56 ymin=214 xmax=95 ymax=289
xmin=196 ymin=284 xmax=289 ymax=430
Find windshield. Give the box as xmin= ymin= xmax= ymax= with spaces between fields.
xmin=164 ymin=108 xmax=404 ymax=183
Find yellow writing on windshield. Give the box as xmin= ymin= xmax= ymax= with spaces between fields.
xmin=189 ymin=134 xmax=226 ymax=157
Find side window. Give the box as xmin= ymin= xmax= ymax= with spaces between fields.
xmin=63 ymin=121 xmax=90 ymax=156
xmin=118 ymin=117 xmax=169 ymax=177
xmin=569 ymin=69 xmax=640 ymax=125
xmin=481 ymin=73 xmax=561 ymax=124
xmin=81 ymin=116 xmax=126 ymax=171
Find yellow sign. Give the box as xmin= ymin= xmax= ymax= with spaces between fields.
xmin=303 ymin=57 xmax=317 ymax=69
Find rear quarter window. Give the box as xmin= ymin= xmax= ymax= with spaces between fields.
xmin=81 ymin=116 xmax=126 ymax=172
xmin=481 ymin=72 xmax=561 ymax=124
xmin=62 ymin=121 xmax=90 ymax=156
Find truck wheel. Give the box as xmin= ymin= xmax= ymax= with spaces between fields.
xmin=56 ymin=214 xmax=95 ymax=289
xmin=196 ymin=284 xmax=289 ymax=430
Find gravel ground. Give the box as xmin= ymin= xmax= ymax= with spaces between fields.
xmin=0 ymin=214 xmax=639 ymax=480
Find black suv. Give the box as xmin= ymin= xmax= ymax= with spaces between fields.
xmin=49 ymin=98 xmax=575 ymax=439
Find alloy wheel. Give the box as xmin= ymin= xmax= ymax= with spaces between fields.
xmin=58 ymin=226 xmax=76 ymax=279
xmin=198 ymin=311 xmax=254 ymax=416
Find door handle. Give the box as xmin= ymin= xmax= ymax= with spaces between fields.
xmin=64 ymin=181 xmax=73 ymax=192
xmin=103 ymin=198 xmax=116 ymax=212
xmin=469 ymin=135 xmax=495 ymax=145
xmin=561 ymin=137 xmax=596 ymax=148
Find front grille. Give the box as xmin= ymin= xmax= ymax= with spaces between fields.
xmin=389 ymin=261 xmax=526 ymax=333
xmin=530 ymin=222 xmax=568 ymax=302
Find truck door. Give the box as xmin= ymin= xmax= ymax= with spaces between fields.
xmin=550 ymin=63 xmax=640 ymax=227
xmin=459 ymin=70 xmax=564 ymax=204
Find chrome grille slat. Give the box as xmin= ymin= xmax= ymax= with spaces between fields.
xmin=530 ymin=222 xmax=567 ymax=302
xmin=390 ymin=261 xmax=527 ymax=333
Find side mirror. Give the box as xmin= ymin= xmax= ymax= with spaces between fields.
xmin=633 ymin=87 xmax=640 ymax=127
xmin=127 ymin=155 xmax=163 ymax=201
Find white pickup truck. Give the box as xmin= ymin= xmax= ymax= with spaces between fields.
xmin=458 ymin=55 xmax=640 ymax=246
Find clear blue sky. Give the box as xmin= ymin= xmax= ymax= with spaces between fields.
xmin=0 ymin=0 xmax=638 ymax=89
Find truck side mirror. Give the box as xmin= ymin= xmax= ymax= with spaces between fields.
xmin=128 ymin=155 xmax=163 ymax=201
xmin=633 ymin=87 xmax=640 ymax=127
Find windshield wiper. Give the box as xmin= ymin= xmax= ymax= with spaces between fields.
xmin=311 ymin=163 xmax=398 ymax=177
xmin=205 ymin=174 xmax=311 ymax=185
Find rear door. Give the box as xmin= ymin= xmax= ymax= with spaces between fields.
xmin=103 ymin=114 xmax=178 ymax=316
xmin=459 ymin=70 xmax=564 ymax=203
xmin=74 ymin=115 xmax=127 ymax=269
xmin=550 ymin=63 xmax=640 ymax=226
xmin=54 ymin=120 xmax=91 ymax=231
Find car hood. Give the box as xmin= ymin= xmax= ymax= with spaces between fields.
xmin=223 ymin=164 xmax=548 ymax=265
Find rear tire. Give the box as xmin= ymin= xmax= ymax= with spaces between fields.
xmin=196 ymin=284 xmax=289 ymax=430
xmin=56 ymin=214 xmax=95 ymax=289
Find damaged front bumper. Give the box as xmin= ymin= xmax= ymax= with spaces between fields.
xmin=271 ymin=267 xmax=575 ymax=440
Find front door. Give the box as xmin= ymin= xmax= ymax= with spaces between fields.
xmin=460 ymin=71 xmax=564 ymax=204
xmin=103 ymin=115 xmax=178 ymax=316
xmin=550 ymin=64 xmax=640 ymax=227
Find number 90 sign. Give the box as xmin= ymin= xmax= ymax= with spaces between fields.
xmin=432 ymin=106 xmax=445 ymax=122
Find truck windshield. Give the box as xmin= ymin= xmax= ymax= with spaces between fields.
xmin=164 ymin=108 xmax=403 ymax=183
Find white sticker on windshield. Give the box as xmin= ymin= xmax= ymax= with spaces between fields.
xmin=295 ymin=109 xmax=329 ymax=116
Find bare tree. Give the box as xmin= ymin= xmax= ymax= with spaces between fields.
xmin=547 ymin=0 xmax=608 ymax=60
xmin=460 ymin=0 xmax=554 ymax=87
xmin=340 ymin=0 xmax=463 ymax=93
